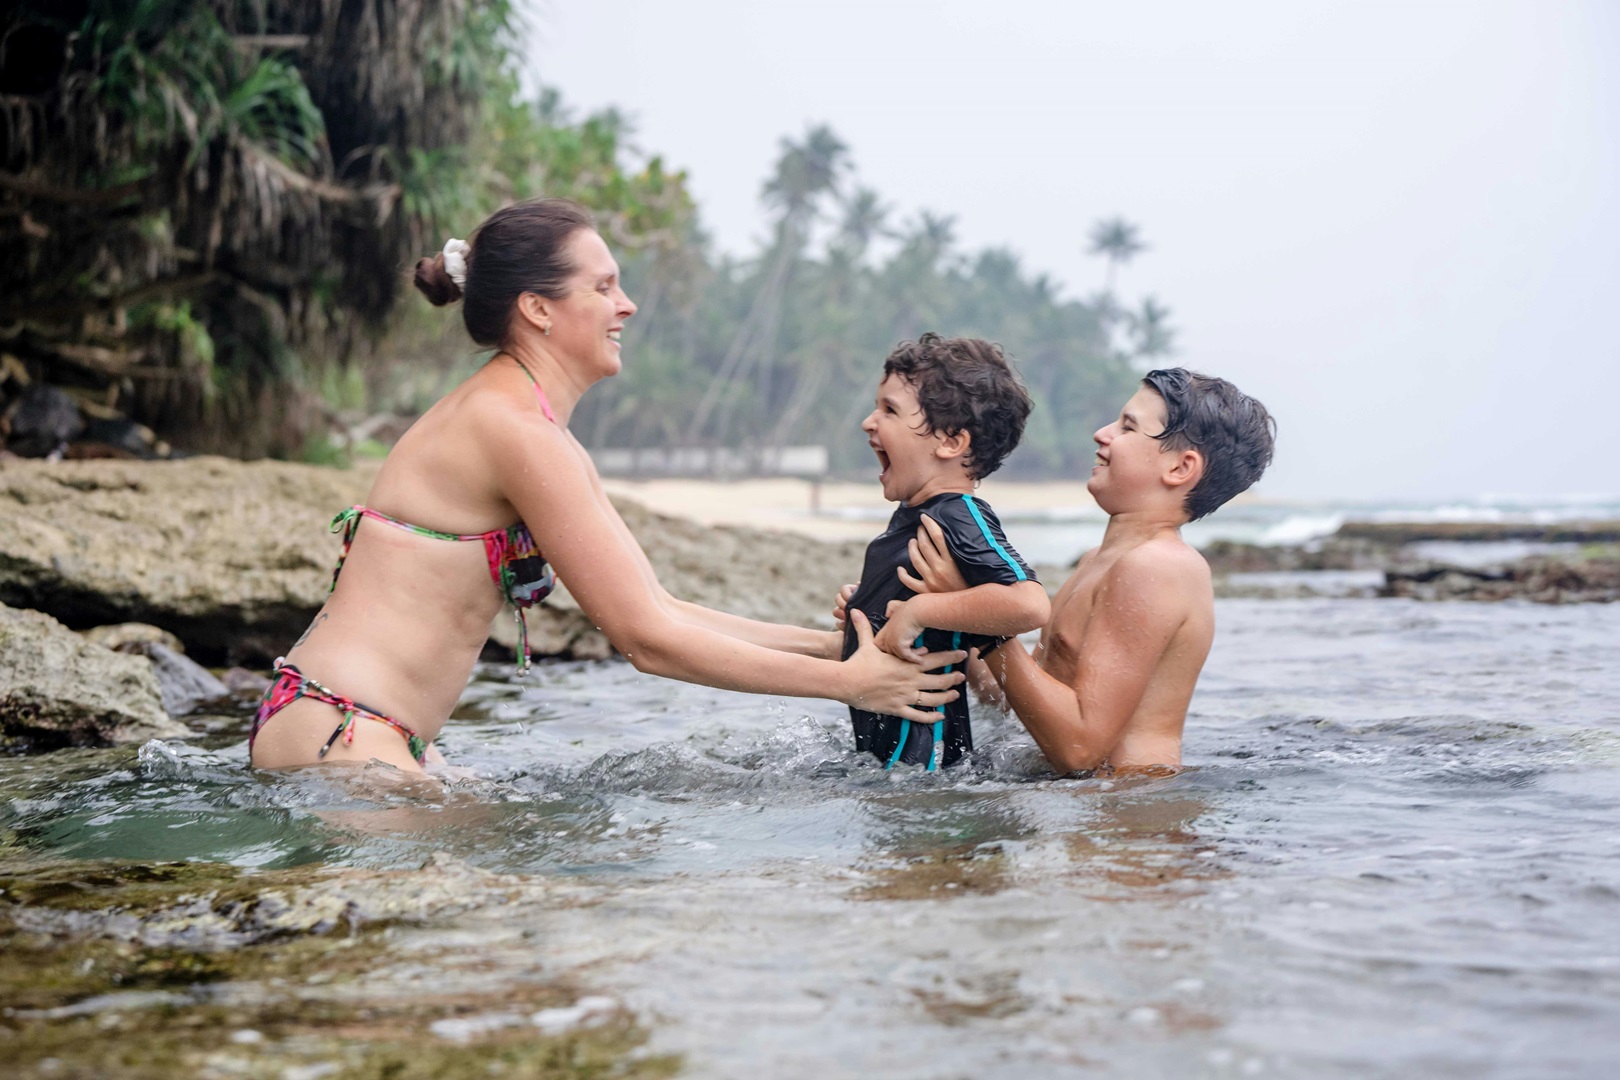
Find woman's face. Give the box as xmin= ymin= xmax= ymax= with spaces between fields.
xmin=547 ymin=229 xmax=637 ymax=379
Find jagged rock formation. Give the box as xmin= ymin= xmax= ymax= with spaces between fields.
xmin=0 ymin=457 xmax=864 ymax=666
xmin=0 ymin=601 xmax=186 ymax=746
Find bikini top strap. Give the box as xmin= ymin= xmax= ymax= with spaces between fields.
xmin=327 ymin=506 xmax=364 ymax=593
xmin=511 ymin=357 xmax=557 ymax=424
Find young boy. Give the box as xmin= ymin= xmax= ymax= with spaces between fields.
xmin=836 ymin=333 xmax=1050 ymax=770
xmin=907 ymin=368 xmax=1275 ymax=774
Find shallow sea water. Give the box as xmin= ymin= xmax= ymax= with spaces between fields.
xmin=4 ymin=597 xmax=1619 ymax=1078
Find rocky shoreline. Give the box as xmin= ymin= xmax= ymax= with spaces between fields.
xmin=0 ymin=848 xmax=679 ymax=1078
xmin=0 ymin=457 xmax=866 ymax=750
xmin=1204 ymin=524 xmax=1620 ymax=603
xmin=3 ymin=456 xmax=1616 ymax=749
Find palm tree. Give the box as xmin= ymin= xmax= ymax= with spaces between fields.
xmin=1129 ymin=296 xmax=1176 ymax=359
xmin=831 ymin=186 xmax=890 ymax=263
xmin=689 ymin=124 xmax=848 ymax=446
xmin=1087 ymin=217 xmax=1146 ymax=293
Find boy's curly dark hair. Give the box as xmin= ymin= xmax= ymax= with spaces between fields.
xmin=882 ymin=333 xmax=1033 ymax=480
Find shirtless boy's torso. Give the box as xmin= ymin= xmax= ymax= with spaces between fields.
xmin=1026 ymin=528 xmax=1213 ymax=771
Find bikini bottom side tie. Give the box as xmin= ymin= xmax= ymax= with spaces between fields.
xmin=252 ymin=662 xmax=428 ymax=766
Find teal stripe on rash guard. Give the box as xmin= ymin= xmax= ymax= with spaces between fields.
xmin=928 ymin=631 xmax=960 ymax=772
xmin=962 ymin=495 xmax=1027 ymax=581
xmin=886 ymin=720 xmax=911 ymax=770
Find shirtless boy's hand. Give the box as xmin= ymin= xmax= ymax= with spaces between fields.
xmin=832 ymin=582 xmax=858 ymax=631
xmin=874 ymin=599 xmax=928 ymax=662
xmin=897 ymin=515 xmax=968 ymax=595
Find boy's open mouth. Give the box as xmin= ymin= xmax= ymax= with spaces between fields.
xmin=872 ymin=444 xmax=890 ymax=479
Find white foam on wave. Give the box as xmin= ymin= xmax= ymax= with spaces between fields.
xmin=1257 ymin=513 xmax=1345 ymax=546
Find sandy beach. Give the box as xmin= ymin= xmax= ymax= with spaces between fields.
xmin=599 ymin=475 xmax=1101 ymax=542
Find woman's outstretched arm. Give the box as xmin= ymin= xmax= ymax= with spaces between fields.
xmin=489 ymin=411 xmax=961 ymax=719
xmin=570 ymin=435 xmax=841 ymax=658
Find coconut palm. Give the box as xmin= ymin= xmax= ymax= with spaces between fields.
xmin=1129 ymin=296 xmax=1176 ymax=359
xmin=689 ymin=124 xmax=848 ymax=447
xmin=1087 ymin=216 xmax=1147 ymax=293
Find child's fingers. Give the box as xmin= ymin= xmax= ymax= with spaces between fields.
xmin=913 ymin=522 xmax=949 ymax=579
xmin=897 ymin=565 xmax=925 ymax=591
xmin=919 ymin=514 xmax=950 ymax=560
xmin=832 ymin=583 xmax=857 ymax=627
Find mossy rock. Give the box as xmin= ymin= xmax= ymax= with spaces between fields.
xmin=0 ymin=853 xmax=681 ymax=1079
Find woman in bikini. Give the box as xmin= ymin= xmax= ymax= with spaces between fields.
xmin=250 ymin=198 xmax=964 ymax=771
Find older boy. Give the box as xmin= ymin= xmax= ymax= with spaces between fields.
xmin=837 ymin=334 xmax=1050 ymax=770
xmin=909 ymin=368 xmax=1275 ymax=773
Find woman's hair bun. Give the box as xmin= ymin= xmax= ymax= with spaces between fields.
xmin=414 ymin=253 xmax=463 ymax=306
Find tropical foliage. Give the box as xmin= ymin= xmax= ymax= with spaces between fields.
xmin=2 ymin=4 xmax=1170 ymax=478
xmin=0 ymin=0 xmax=692 ymax=455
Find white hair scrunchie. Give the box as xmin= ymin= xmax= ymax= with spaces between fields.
xmin=442 ymin=237 xmax=470 ymax=288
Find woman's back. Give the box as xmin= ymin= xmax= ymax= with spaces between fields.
xmin=250 ymin=363 xmax=550 ymax=769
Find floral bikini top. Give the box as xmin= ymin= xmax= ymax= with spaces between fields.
xmin=327 ymin=361 xmax=558 ymax=674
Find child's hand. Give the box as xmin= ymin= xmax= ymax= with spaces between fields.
xmin=897 ymin=514 xmax=969 ymax=594
xmin=875 ymin=599 xmax=928 ymax=662
xmin=832 ymin=582 xmax=858 ymax=630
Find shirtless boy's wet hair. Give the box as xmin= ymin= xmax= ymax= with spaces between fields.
xmin=883 ymin=333 xmax=1032 ymax=480
xmin=1141 ymin=368 xmax=1277 ymax=521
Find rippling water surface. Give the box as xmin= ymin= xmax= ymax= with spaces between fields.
xmin=4 ymin=597 xmax=1618 ymax=1078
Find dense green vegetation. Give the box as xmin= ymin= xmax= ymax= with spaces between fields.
xmin=0 ymin=0 xmax=691 ymax=456
xmin=2 ymin=1 xmax=1171 ymax=477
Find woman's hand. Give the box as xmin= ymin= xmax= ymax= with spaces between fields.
xmin=832 ymin=582 xmax=858 ymax=631
xmin=897 ymin=514 xmax=969 ymax=594
xmin=842 ymin=609 xmax=964 ymax=722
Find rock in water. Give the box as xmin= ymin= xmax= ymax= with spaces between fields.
xmin=82 ymin=622 xmax=186 ymax=654
xmin=117 ymin=640 xmax=231 ymax=717
xmin=220 ymin=666 xmax=271 ymax=695
xmin=0 ymin=601 xmax=187 ymax=747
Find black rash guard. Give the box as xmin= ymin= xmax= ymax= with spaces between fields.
xmin=840 ymin=491 xmax=1037 ymax=769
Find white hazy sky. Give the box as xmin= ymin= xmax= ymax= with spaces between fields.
xmin=530 ymin=0 xmax=1618 ymax=502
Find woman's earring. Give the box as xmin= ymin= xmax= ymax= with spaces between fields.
xmin=543 ymin=325 xmax=551 ymax=337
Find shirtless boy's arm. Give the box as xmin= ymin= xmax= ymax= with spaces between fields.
xmin=874 ymin=581 xmax=1050 ymax=661
xmin=985 ymin=547 xmax=1191 ymax=774
xmin=872 ymin=515 xmax=1049 ymax=660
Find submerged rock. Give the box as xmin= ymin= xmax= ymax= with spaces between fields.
xmin=0 ymin=601 xmax=186 ymax=746
xmin=1381 ymin=556 xmax=1620 ymax=603
xmin=4 ymin=850 xmax=548 ymax=952
xmin=0 ymin=853 xmax=677 ymax=1078
xmin=116 ymin=640 xmax=232 ymax=717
